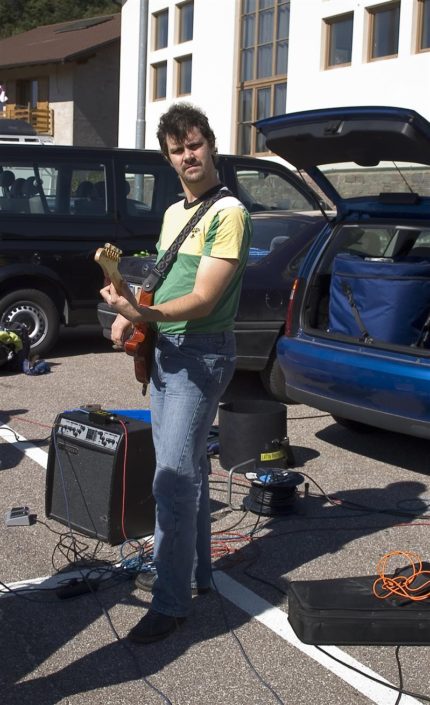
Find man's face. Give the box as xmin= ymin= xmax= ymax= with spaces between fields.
xmin=165 ymin=127 xmax=216 ymax=186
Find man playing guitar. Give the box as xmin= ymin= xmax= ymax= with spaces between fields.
xmin=100 ymin=102 xmax=251 ymax=643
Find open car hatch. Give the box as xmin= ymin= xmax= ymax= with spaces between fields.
xmin=256 ymin=106 xmax=430 ymax=215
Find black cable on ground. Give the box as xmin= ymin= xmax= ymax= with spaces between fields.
xmin=211 ymin=568 xmax=286 ymax=705
xmin=316 ymin=645 xmax=430 ymax=703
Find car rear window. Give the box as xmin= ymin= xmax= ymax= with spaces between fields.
xmin=235 ymin=167 xmax=316 ymax=212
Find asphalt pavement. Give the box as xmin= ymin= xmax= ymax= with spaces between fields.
xmin=0 ymin=325 xmax=429 ymax=705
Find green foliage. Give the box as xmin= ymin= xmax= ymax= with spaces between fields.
xmin=0 ymin=0 xmax=120 ymax=39
xmin=133 ymin=251 xmax=151 ymax=258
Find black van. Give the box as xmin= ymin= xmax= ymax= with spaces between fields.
xmin=0 ymin=143 xmax=323 ymax=354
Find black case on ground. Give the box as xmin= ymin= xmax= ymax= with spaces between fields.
xmin=288 ymin=575 xmax=430 ymax=645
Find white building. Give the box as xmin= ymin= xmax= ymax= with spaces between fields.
xmin=118 ymin=0 xmax=430 ymax=156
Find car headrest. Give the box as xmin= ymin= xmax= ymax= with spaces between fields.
xmin=75 ymin=181 xmax=96 ymax=198
xmin=0 ymin=170 xmax=15 ymax=190
xmin=10 ymin=178 xmax=26 ymax=197
xmin=94 ymin=181 xmax=106 ymax=199
xmin=24 ymin=176 xmax=40 ymax=197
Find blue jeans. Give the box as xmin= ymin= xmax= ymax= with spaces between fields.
xmin=149 ymin=331 xmax=236 ymax=617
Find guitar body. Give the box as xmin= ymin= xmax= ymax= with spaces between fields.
xmin=124 ymin=289 xmax=155 ymax=386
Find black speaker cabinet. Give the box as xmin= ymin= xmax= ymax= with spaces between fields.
xmin=45 ymin=410 xmax=156 ymax=545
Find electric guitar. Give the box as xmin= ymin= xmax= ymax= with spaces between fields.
xmin=94 ymin=243 xmax=154 ymax=389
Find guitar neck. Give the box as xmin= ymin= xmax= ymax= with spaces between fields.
xmin=104 ymin=267 xmax=124 ymax=292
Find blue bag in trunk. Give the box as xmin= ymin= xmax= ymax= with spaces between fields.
xmin=328 ymin=253 xmax=430 ymax=346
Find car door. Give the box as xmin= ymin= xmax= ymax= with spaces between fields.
xmin=114 ymin=152 xmax=184 ymax=255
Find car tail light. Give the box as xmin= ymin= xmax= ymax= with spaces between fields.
xmin=285 ymin=277 xmax=300 ymax=336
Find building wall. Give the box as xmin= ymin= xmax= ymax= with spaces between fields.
xmin=73 ymin=43 xmax=120 ymax=147
xmin=118 ymin=0 xmax=430 ymax=155
xmin=287 ymin=0 xmax=430 ymax=120
xmin=118 ymin=0 xmax=239 ymax=152
xmin=49 ymin=65 xmax=74 ymax=145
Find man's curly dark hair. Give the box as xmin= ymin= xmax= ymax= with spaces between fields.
xmin=157 ymin=103 xmax=217 ymax=160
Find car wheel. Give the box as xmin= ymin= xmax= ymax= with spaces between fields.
xmin=260 ymin=352 xmax=294 ymax=403
xmin=0 ymin=289 xmax=60 ymax=355
xmin=332 ymin=415 xmax=377 ymax=433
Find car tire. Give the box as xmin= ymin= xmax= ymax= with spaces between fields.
xmin=331 ymin=415 xmax=377 ymax=433
xmin=0 ymin=289 xmax=60 ymax=355
xmin=260 ymin=352 xmax=294 ymax=403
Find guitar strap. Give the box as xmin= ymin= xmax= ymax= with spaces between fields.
xmin=139 ymin=186 xmax=233 ymax=293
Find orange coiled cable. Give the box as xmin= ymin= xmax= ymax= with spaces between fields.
xmin=373 ymin=550 xmax=430 ymax=602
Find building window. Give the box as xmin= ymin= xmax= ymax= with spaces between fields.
xmin=418 ymin=0 xmax=430 ymax=51
xmin=153 ymin=62 xmax=167 ymax=100
xmin=324 ymin=13 xmax=353 ymax=67
xmin=368 ymin=1 xmax=400 ymax=60
xmin=176 ymin=55 xmax=192 ymax=95
xmin=178 ymin=1 xmax=194 ymax=43
xmin=237 ymin=0 xmax=289 ymax=155
xmin=238 ymin=81 xmax=287 ymax=155
xmin=16 ymin=79 xmax=39 ymax=107
xmin=154 ymin=9 xmax=169 ymax=50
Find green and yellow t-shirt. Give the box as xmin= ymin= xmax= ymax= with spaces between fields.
xmin=154 ymin=190 xmax=251 ymax=334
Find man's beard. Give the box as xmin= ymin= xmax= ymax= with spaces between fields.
xmin=182 ymin=164 xmax=204 ymax=183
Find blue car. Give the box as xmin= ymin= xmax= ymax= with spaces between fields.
xmin=256 ymin=106 xmax=430 ymax=439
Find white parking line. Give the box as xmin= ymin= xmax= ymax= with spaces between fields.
xmin=1 ymin=571 xmax=92 ymax=594
xmin=0 ymin=424 xmax=48 ymax=467
xmin=1 ymin=426 xmax=422 ymax=705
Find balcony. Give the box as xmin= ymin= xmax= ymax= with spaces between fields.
xmin=0 ymin=104 xmax=54 ymax=136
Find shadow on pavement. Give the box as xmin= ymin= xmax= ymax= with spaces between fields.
xmin=317 ymin=421 xmax=430 ymax=476
xmin=48 ymin=325 xmax=114 ymax=359
xmin=1 ymin=476 xmax=428 ymax=704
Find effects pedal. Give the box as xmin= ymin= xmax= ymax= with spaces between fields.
xmin=5 ymin=506 xmax=35 ymax=526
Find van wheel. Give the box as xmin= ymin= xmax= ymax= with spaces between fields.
xmin=260 ymin=352 xmax=294 ymax=403
xmin=0 ymin=289 xmax=60 ymax=355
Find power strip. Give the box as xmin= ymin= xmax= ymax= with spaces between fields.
xmin=56 ymin=578 xmax=100 ymax=599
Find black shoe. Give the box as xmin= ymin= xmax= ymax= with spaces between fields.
xmin=134 ymin=571 xmax=210 ymax=596
xmin=127 ymin=609 xmax=185 ymax=644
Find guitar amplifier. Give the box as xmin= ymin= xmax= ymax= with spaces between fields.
xmin=45 ymin=409 xmax=156 ymax=545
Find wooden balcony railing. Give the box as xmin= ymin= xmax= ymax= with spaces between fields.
xmin=0 ymin=104 xmax=54 ymax=136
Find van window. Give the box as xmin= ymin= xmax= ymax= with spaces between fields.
xmin=235 ymin=168 xmax=315 ymax=212
xmin=0 ymin=161 xmax=108 ymax=216
xmin=124 ymin=170 xmax=156 ymax=215
xmin=71 ymin=166 xmax=107 ymax=215
xmin=123 ymin=164 xmax=183 ymax=217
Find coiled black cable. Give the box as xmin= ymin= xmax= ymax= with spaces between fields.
xmin=243 ymin=470 xmax=304 ymax=516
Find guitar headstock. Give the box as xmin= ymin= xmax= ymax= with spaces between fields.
xmin=94 ymin=242 xmax=123 ymax=291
